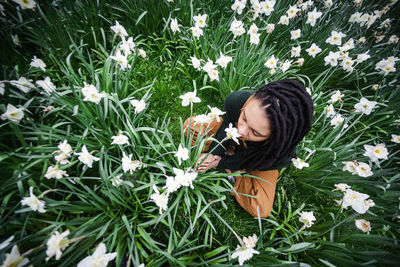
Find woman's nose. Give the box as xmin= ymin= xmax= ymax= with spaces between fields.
xmin=237 ymin=124 xmax=248 ymax=137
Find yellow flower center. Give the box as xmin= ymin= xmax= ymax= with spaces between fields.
xmin=10 ymin=112 xmax=18 ymax=117
xmin=375 ymin=149 xmax=381 ymax=154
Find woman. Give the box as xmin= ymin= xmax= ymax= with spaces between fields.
xmin=184 ymin=79 xmax=314 ymax=218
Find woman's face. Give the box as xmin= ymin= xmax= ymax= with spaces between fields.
xmin=237 ymin=98 xmax=271 ymax=142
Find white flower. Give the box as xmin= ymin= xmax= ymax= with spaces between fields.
xmin=225 ymin=123 xmax=240 ymax=144
xmin=150 ymin=185 xmax=169 ymax=214
xmin=325 ymin=30 xmax=346 ymax=46
xmin=333 ymin=183 xmax=351 ymax=192
xmin=0 ymin=235 xmax=14 ymax=250
xmin=305 ymin=87 xmax=312 ymax=95
xmin=306 ymin=8 xmax=322 ymax=26
xmin=328 ymin=90 xmax=344 ymax=103
xmin=194 ymin=114 xmax=212 ymax=125
xmin=130 ymin=99 xmax=146 ymax=113
xmin=30 ymin=56 xmax=46 ymax=71
xmin=81 ymin=83 xmax=107 ymax=104
xmin=121 ymin=152 xmax=142 ymax=174
xmin=231 ymin=245 xmax=259 ymax=266
xmin=10 ymin=77 xmax=34 ymax=93
xmin=164 ymin=175 xmax=181 ymax=194
xmin=355 ymin=219 xmax=371 ymax=233
xmin=191 ymin=26 xmax=203 ymax=39
xmin=342 ymin=189 xmax=370 ymax=214
xmin=216 ymin=52 xmax=233 ymax=69
xmin=355 ymin=162 xmax=373 ymax=177
xmin=111 ymin=21 xmax=128 ymax=38
xmin=175 ymin=144 xmax=189 ymax=165
xmin=1 ymin=104 xmax=24 ymax=124
xmin=291 ymin=45 xmax=301 ymax=58
xmin=173 ymin=168 xmax=197 ymax=189
xmin=179 ymin=90 xmax=201 ymax=106
xmin=57 ymin=140 xmax=72 ymax=155
xmin=324 ymin=0 xmax=333 ymax=8
xmin=248 ymin=23 xmax=259 ymax=35
xmin=170 ymin=18 xmax=180 ymax=33
xmin=291 ymin=158 xmax=309 ymax=169
xmin=77 ymin=243 xmax=117 ymax=267
xmin=111 ymin=132 xmax=129 ymax=145
xmin=306 ymin=43 xmax=322 ymax=58
xmin=324 ymin=51 xmax=341 ymax=66
xmin=266 ymin=23 xmax=275 ymax=33
xmin=341 ymin=57 xmax=354 ymax=72
xmin=356 ymin=52 xmax=371 ymax=63
xmin=280 ymin=60 xmax=292 ymax=73
xmin=110 ymin=50 xmax=131 ymax=70
xmin=242 ymin=234 xmax=258 ymax=248
xmin=264 ymin=54 xmax=278 ymax=69
xmin=207 ymin=69 xmax=219 ymax=81
xmin=232 ymin=0 xmax=246 ymax=15
xmin=138 ymin=49 xmax=147 ymax=58
xmin=111 ymin=174 xmax=133 ymax=187
xmin=193 ymin=14 xmax=208 ymax=28
xmin=290 ymin=29 xmax=301 ymax=40
xmin=391 ymin=134 xmax=400 ymax=143
xmin=45 ymin=165 xmax=69 ymax=179
xmin=21 ymin=186 xmax=46 ymax=213
xmin=286 ymin=5 xmax=299 ymax=19
xmin=325 ymin=104 xmax=335 ymax=117
xmin=354 ymin=97 xmax=378 ymax=115
xmin=249 ymin=33 xmax=260 ymax=45
xmin=13 ymin=0 xmax=36 ymax=10
xmin=0 ymin=83 xmax=4 ymax=95
xmin=278 ymin=15 xmax=289 ymax=25
xmin=207 ymin=106 xmax=225 ymax=122
xmin=342 ymin=161 xmax=357 ymax=174
xmin=75 ymin=145 xmax=100 ymax=168
xmin=46 ymin=230 xmax=70 ymax=261
xmin=2 ymin=245 xmax=30 ymax=267
xmin=330 ymin=114 xmax=348 ymax=128
xmin=36 ymin=77 xmax=56 ymax=95
xmin=190 ymin=56 xmax=202 ymax=70
xmin=230 ymin=18 xmax=246 ymax=37
xmin=202 ymin=59 xmax=217 ymax=73
xmin=375 ymin=57 xmax=396 ymax=76
xmin=299 ymin=211 xmax=316 ymax=228
xmin=388 ymin=35 xmax=399 ymax=44
xmin=261 ymin=0 xmax=275 ymax=16
xmin=363 ymin=144 xmax=388 ymax=162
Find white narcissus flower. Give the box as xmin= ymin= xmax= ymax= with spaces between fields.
xmin=261 ymin=0 xmax=275 ymax=16
xmin=248 ymin=23 xmax=258 ymax=35
xmin=75 ymin=145 xmax=100 ymax=168
xmin=279 ymin=15 xmax=289 ymax=25
xmin=242 ymin=234 xmax=258 ymax=248
xmin=333 ymin=183 xmax=351 ymax=192
xmin=54 ymin=140 xmax=72 ymax=164
xmin=190 ymin=56 xmax=202 ymax=70
xmin=110 ymin=50 xmax=131 ymax=70
xmin=363 ymin=144 xmax=388 ymax=162
xmin=1 ymin=104 xmax=24 ymax=124
xmin=21 ymin=186 xmax=46 ymax=213
xmin=291 ymin=157 xmax=309 ymax=169
xmin=30 ymin=56 xmax=46 ymax=71
xmin=207 ymin=69 xmax=220 ymax=81
xmin=299 ymin=211 xmax=316 ymax=228
xmin=137 ymin=49 xmax=146 ymax=58
xmin=330 ymin=114 xmax=348 ymax=128
xmin=46 ymin=230 xmax=70 ymax=261
xmin=290 ymin=29 xmax=301 ymax=40
xmin=357 ymin=52 xmax=371 ymax=63
xmin=0 ymin=235 xmax=14 ymax=250
xmin=225 ymin=123 xmax=240 ymax=144
xmin=111 ymin=131 xmax=129 ymax=145
xmin=339 ymin=38 xmax=355 ymax=53
xmin=202 ymin=60 xmax=217 ymax=73
xmin=216 ymin=52 xmax=232 ymax=69
xmin=230 ymin=18 xmax=246 ymax=38
xmin=342 ymin=161 xmax=357 ymax=174
xmin=10 ymin=77 xmax=34 ymax=93
xmin=264 ymin=54 xmax=278 ymax=69
xmin=191 ymin=26 xmax=203 ymax=39
xmin=341 ymin=56 xmax=354 ymax=72
xmin=266 ymin=23 xmax=275 ymax=33
xmin=164 ymin=175 xmax=181 ymax=194
xmin=174 ymin=144 xmax=189 ymax=165
xmin=355 ymin=219 xmax=371 ymax=233
xmin=375 ymin=57 xmax=397 ymax=76
xmin=306 ymin=8 xmax=322 ymax=26
xmin=150 ymin=185 xmax=169 ymax=214
xmin=130 ymin=99 xmax=146 ymax=113
xmin=2 ymin=245 xmax=30 ymax=267
xmin=36 ymin=77 xmax=56 ymax=95
xmin=388 ymin=35 xmax=399 ymax=44
xmin=121 ymin=152 xmax=142 ymax=174
xmin=325 ymin=30 xmax=346 ymax=46
xmin=355 ymin=162 xmax=373 ymax=177
xmin=280 ymin=60 xmax=292 ymax=73
xmin=111 ymin=174 xmax=133 ymax=187
xmin=324 ymin=51 xmax=341 ymax=66
xmin=249 ymin=33 xmax=260 ymax=45
xmin=45 ymin=165 xmax=69 ymax=179
xmin=58 ymin=139 xmax=73 ymax=155
xmin=354 ymin=97 xmax=378 ymax=115
xmin=0 ymin=83 xmax=4 ymax=95
xmin=231 ymin=234 xmax=259 ymax=266
xmin=173 ymin=168 xmax=197 ymax=189
xmin=286 ymin=5 xmax=299 ymax=19
xmin=291 ymin=45 xmax=301 ymax=58
xmin=342 ymin=189 xmax=370 ymax=214
xmin=231 ymin=0 xmax=246 ymax=15
xmin=194 ymin=114 xmax=212 ymax=125
xmin=306 ymin=43 xmax=322 ymax=58
xmin=111 ymin=21 xmax=128 ymax=38
xmin=170 ymin=18 xmax=180 ymax=33
xmin=193 ymin=14 xmax=208 ymax=28
xmin=207 ymin=106 xmax=225 ymax=122
xmin=13 ymin=0 xmax=36 ymax=9
xmin=77 ymin=242 xmax=117 ymax=267
xmin=81 ymin=83 xmax=107 ymax=104
xmin=325 ymin=104 xmax=335 ymax=117
xmin=328 ymin=90 xmax=344 ymax=103
xmin=179 ymin=90 xmax=201 ymax=107
xmin=391 ymin=134 xmax=400 ymax=143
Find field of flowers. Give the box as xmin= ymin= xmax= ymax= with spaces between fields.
xmin=1 ymin=0 xmax=399 ymax=266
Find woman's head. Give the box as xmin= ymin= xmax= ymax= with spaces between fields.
xmin=240 ymin=79 xmax=314 ymax=171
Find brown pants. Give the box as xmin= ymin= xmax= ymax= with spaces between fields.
xmin=183 ymin=117 xmax=278 ymax=218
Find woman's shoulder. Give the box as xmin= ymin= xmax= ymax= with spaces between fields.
xmin=224 ymin=90 xmax=255 ymax=111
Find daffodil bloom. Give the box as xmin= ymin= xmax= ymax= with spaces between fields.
xmin=224 ymin=123 xmax=241 ymax=144
xmin=45 ymin=165 xmax=69 ymax=179
xmin=328 ymin=90 xmax=344 ymax=103
xmin=216 ymin=52 xmax=233 ymax=69
xmin=207 ymin=106 xmax=225 ymax=122
xmin=194 ymin=114 xmax=212 ymax=125
xmin=0 ymin=235 xmax=14 ymax=250
xmin=354 ymin=97 xmax=378 ymax=115
xmin=179 ymin=90 xmax=201 ymax=106
xmin=138 ymin=48 xmax=147 ymax=58
xmin=75 ymin=145 xmax=100 ymax=168
xmin=130 ymin=99 xmax=146 ymax=113
xmin=249 ymin=33 xmax=260 ymax=45
xmin=363 ymin=144 xmax=388 ymax=162
xmin=2 ymin=245 xmax=30 ymax=267
xmin=248 ymin=23 xmax=258 ymax=34
xmin=191 ymin=26 xmax=203 ymax=39
xmin=1 ymin=104 xmax=24 ymax=124
xmin=281 ymin=60 xmax=292 ymax=73
xmin=355 ymin=219 xmax=371 ymax=233
xmin=325 ymin=104 xmax=335 ymax=117
xmin=190 ymin=56 xmax=202 ymax=70
xmin=324 ymin=51 xmax=341 ymax=66
xmin=290 ymin=29 xmax=301 ymax=40
xmin=333 ymin=183 xmax=351 ymax=192
xmin=266 ymin=23 xmax=275 ymax=33
xmin=36 ymin=77 xmax=56 ymax=95
xmin=391 ymin=134 xmax=400 ymax=143
xmin=13 ymin=0 xmax=36 ymax=10
xmin=231 ymin=234 xmax=260 ymax=266
xmin=170 ymin=18 xmax=180 ymax=33
xmin=46 ymin=230 xmax=70 ymax=261
xmin=231 ymin=0 xmax=245 ymax=15
xmin=356 ymin=52 xmax=371 ymax=63
xmin=306 ymin=8 xmax=322 ymax=26
xmin=286 ymin=5 xmax=299 ymax=18
xmin=111 ymin=20 xmax=128 ymax=38
xmin=278 ymin=15 xmax=289 ymax=25
xmin=325 ymin=30 xmax=346 ymax=46
xmin=20 ymin=186 xmax=46 ymax=213
xmin=261 ymin=0 xmax=275 ymax=15
xmin=121 ymin=152 xmax=142 ymax=174
xmin=150 ymin=185 xmax=169 ymax=214
xmin=10 ymin=77 xmax=34 ymax=93
xmin=306 ymin=43 xmax=322 ymax=58
xmin=264 ymin=54 xmax=278 ymax=69
xmin=110 ymin=50 xmax=131 ymax=70
xmin=173 ymin=168 xmax=197 ymax=189
xmin=77 ymin=243 xmax=117 ymax=267
xmin=291 ymin=45 xmax=301 ymax=58
xmin=30 ymin=56 xmax=46 ymax=71
xmin=164 ymin=175 xmax=181 ymax=194
xmin=111 ymin=132 xmax=129 ymax=145
xmin=291 ymin=157 xmax=309 ymax=169
xmin=81 ymin=84 xmax=107 ymax=104
xmin=330 ymin=114 xmax=348 ymax=128
xmin=355 ymin=162 xmax=373 ymax=177
xmin=174 ymin=144 xmax=189 ymax=165
xmin=193 ymin=14 xmax=208 ymax=28
xmin=342 ymin=189 xmax=370 ymax=214
xmin=299 ymin=211 xmax=316 ymax=228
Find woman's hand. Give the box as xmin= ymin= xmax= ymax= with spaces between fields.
xmin=225 ymin=144 xmax=236 ymax=156
xmin=195 ymin=153 xmax=221 ymax=172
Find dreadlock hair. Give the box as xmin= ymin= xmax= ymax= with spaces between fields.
xmin=240 ymin=79 xmax=314 ymax=172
